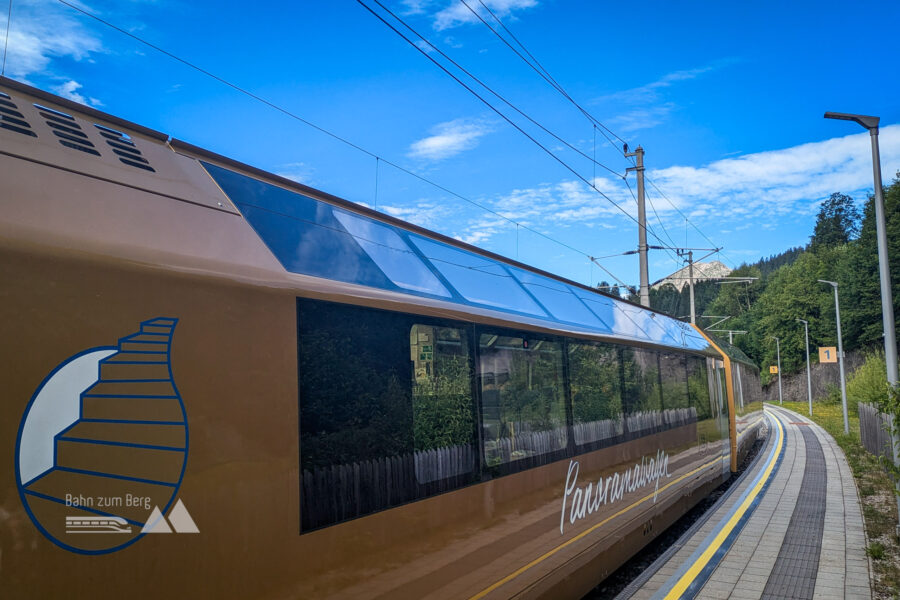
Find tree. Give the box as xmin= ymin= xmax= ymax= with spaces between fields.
xmin=596 ymin=280 xmax=622 ymax=298
xmin=839 ymin=175 xmax=900 ymax=349
xmin=705 ymin=265 xmax=763 ymax=319
xmin=648 ymin=283 xmax=681 ymax=315
xmin=751 ymin=252 xmax=830 ymax=373
xmin=809 ymin=192 xmax=861 ymax=252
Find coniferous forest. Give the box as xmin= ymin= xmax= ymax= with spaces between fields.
xmin=630 ymin=174 xmax=900 ymax=383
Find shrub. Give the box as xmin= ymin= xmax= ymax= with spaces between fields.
xmin=846 ymin=351 xmax=889 ymax=414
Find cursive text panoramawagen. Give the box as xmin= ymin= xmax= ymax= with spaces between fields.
xmin=560 ymin=450 xmax=672 ymax=534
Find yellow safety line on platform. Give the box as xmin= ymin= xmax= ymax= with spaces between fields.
xmin=662 ymin=411 xmax=784 ymax=599
xmin=468 ymin=454 xmax=727 ymax=600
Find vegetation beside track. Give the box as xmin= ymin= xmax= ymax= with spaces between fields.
xmin=773 ymin=400 xmax=900 ymax=599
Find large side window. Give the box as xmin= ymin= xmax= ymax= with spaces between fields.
xmin=478 ymin=330 xmax=567 ymax=472
xmin=687 ymin=356 xmax=712 ymax=420
xmin=410 ymin=324 xmax=477 ymax=483
xmin=568 ymin=342 xmax=623 ymax=449
xmin=620 ymin=347 xmax=661 ymax=416
xmin=659 ymin=352 xmax=690 ymax=410
xmin=298 ymin=299 xmax=476 ymax=532
xmin=658 ymin=351 xmax=694 ymax=431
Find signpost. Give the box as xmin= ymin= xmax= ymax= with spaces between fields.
xmin=818 ymin=347 xmax=838 ymax=364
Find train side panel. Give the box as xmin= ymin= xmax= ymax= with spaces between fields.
xmin=1 ymin=206 xmax=730 ymax=600
xmin=1 ymin=80 xmax=741 ymax=600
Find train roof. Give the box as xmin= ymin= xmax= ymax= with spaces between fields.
xmin=711 ymin=337 xmax=758 ymax=370
xmin=0 ymin=76 xmax=716 ymax=355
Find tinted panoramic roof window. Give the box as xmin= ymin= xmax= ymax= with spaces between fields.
xmin=410 ymin=235 xmax=546 ymax=317
xmin=201 ymin=161 xmax=712 ymax=352
xmin=203 ymin=162 xmax=394 ymax=290
xmin=571 ymin=289 xmax=618 ymax=331
xmin=509 ymin=268 xmax=610 ymax=331
xmin=333 ymin=210 xmax=450 ymax=297
xmin=612 ymin=302 xmax=676 ymax=344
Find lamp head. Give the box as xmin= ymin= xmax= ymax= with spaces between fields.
xmin=824 ymin=111 xmax=879 ymax=131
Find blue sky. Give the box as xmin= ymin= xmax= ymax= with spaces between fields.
xmin=6 ymin=0 xmax=900 ymax=292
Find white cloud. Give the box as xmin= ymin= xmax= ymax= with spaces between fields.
xmin=455 ymin=177 xmax=633 ymax=244
xmin=275 ymin=162 xmax=314 ymax=184
xmin=396 ymin=125 xmax=900 ymax=252
xmin=51 ymin=80 xmax=103 ymax=107
xmin=401 ymin=0 xmax=431 ymax=15
xmin=0 ymin=0 xmax=103 ymax=80
xmin=408 ymin=118 xmax=493 ymax=160
xmin=381 ymin=201 xmax=452 ymax=229
xmin=649 ymin=125 xmax=900 ymax=222
xmin=414 ymin=39 xmax=436 ymax=54
xmin=433 ymin=0 xmax=538 ymax=31
xmin=595 ymin=61 xmax=734 ymax=133
xmin=610 ymin=104 xmax=676 ymax=134
xmin=598 ymin=65 xmax=719 ymax=105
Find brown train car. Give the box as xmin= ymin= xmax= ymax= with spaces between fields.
xmin=0 ymin=78 xmax=762 ymax=599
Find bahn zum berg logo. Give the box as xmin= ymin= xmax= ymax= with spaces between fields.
xmin=14 ymin=318 xmax=198 ymax=554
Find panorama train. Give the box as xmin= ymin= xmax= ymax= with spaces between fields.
xmin=0 ymin=77 xmax=765 ymax=599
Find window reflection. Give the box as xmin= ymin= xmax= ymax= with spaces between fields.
xmin=410 ymin=236 xmax=546 ymax=316
xmin=621 ymin=348 xmax=662 ymax=414
xmin=334 ymin=211 xmax=451 ymax=297
xmin=660 ymin=352 xmax=690 ymax=410
xmin=478 ymin=332 xmax=567 ymax=469
xmin=410 ymin=324 xmax=476 ymax=483
xmin=568 ymin=342 xmax=623 ymax=448
xmin=298 ymin=300 xmax=477 ymax=532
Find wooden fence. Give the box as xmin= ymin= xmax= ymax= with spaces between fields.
xmin=859 ymin=402 xmax=894 ymax=460
xmin=301 ymin=444 xmax=477 ymax=531
xmin=574 ymin=418 xmax=623 ymax=445
xmin=301 ymin=407 xmax=699 ymax=530
xmin=414 ymin=443 xmax=477 ymax=483
xmin=628 ymin=407 xmax=697 ymax=434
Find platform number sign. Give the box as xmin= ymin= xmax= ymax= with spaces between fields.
xmin=818 ymin=346 xmax=838 ymax=363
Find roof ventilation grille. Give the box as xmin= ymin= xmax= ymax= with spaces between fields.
xmin=34 ymin=103 xmax=100 ymax=156
xmin=94 ymin=123 xmax=155 ymax=172
xmin=0 ymin=91 xmax=37 ymax=137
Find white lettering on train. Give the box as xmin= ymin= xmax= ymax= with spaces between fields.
xmin=559 ymin=450 xmax=671 ymax=534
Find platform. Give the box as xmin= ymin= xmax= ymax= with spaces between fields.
xmin=619 ymin=404 xmax=871 ymax=600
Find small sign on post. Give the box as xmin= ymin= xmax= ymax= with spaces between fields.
xmin=769 ymin=366 xmax=778 ymax=374
xmin=818 ymin=346 xmax=838 ymax=363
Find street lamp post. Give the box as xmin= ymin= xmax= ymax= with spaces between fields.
xmin=797 ymin=318 xmax=813 ymax=416
xmin=773 ymin=336 xmax=783 ymax=405
xmin=819 ymin=280 xmax=849 ymax=434
xmin=825 ymin=111 xmax=899 ymax=534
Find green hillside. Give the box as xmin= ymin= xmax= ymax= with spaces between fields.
xmin=635 ymin=175 xmax=900 ymax=383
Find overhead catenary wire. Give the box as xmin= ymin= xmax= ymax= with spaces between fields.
xmin=2 ymin=0 xmax=12 ymax=76
xmin=622 ymin=175 xmax=680 ymax=267
xmin=461 ymin=0 xmax=628 ymax=154
xmin=644 ymin=190 xmax=679 ymax=251
xmin=362 ymin=0 xmax=624 ymax=178
xmin=644 ymin=176 xmax=738 ymax=269
xmin=462 ymin=0 xmax=734 ymax=267
xmin=53 ymin=0 xmax=634 ymax=287
xmin=644 ymin=188 xmax=684 ymax=272
xmin=358 ymin=0 xmax=682 ymax=255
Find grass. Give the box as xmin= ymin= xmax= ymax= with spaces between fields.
xmin=869 ymin=542 xmax=887 ymax=560
xmin=774 ymin=400 xmax=900 ymax=598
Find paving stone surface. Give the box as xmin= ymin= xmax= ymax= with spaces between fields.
xmin=622 ymin=406 xmax=871 ymax=600
xmin=760 ymin=426 xmax=827 ymax=599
